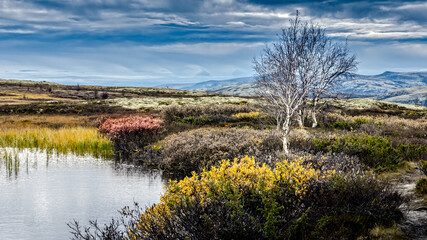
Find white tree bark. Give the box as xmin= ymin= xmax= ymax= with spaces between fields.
xmin=281 ymin=114 xmax=291 ymax=155
xmin=296 ymin=109 xmax=304 ymax=128
xmin=311 ymin=98 xmax=318 ymax=128
xmin=311 ymin=110 xmax=318 ymax=128
xmin=282 ymin=134 xmax=289 ymax=155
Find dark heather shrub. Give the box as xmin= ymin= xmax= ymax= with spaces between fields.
xmin=160 ymin=104 xmax=269 ymax=125
xmin=293 ymin=175 xmax=404 ymax=240
xmin=68 ymin=203 xmax=145 ymax=240
xmin=287 ymin=151 xmax=364 ymax=175
xmin=101 ymin=92 xmax=109 ymax=99
xmin=161 ymin=128 xmax=282 ymax=176
xmin=420 ymin=160 xmax=427 ymax=175
xmin=416 ymin=177 xmax=427 ymax=194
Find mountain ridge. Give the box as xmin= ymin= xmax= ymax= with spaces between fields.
xmin=165 ymin=71 xmax=427 ymax=106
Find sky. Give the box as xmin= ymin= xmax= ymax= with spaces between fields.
xmin=0 ymin=0 xmax=426 ymax=86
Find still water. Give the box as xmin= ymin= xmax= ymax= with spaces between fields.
xmin=0 ymin=148 xmax=166 ymax=240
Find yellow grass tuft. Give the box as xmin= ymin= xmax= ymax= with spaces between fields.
xmin=0 ymin=126 xmax=112 ymax=158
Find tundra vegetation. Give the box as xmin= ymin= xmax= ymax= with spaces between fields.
xmin=62 ymin=98 xmax=424 ymax=239
xmin=1 ymin=79 xmax=426 ymax=239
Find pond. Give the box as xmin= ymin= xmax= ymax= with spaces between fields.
xmin=0 ymin=148 xmax=166 ymax=240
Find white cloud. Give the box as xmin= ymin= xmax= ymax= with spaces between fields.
xmin=0 ymin=29 xmax=35 ymax=34
xmin=0 ymin=0 xmax=426 ymax=85
xmin=350 ymin=41 xmax=427 ymax=75
xmin=144 ymin=42 xmax=265 ymax=55
xmin=391 ymin=2 xmax=427 ymax=11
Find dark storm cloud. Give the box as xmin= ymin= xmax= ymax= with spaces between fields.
xmin=2 ymin=0 xmax=427 ymax=43
xmin=0 ymin=0 xmax=426 ymax=85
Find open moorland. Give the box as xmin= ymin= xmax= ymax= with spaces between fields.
xmin=1 ymin=79 xmax=427 ymax=239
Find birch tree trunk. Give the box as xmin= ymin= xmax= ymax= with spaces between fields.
xmin=311 ymin=98 xmax=319 ymax=128
xmin=282 ymin=115 xmax=291 ymax=155
xmin=296 ymin=109 xmax=304 ymax=128
xmin=311 ymin=111 xmax=318 ymax=128
xmin=282 ymin=134 xmax=289 ymax=155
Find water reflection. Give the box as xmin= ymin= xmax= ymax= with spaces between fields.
xmin=0 ymin=148 xmax=166 ymax=240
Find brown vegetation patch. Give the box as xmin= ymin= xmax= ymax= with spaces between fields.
xmin=0 ymin=115 xmax=97 ymax=128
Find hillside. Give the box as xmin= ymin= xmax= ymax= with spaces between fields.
xmin=180 ymin=72 xmax=427 ymax=96
xmin=337 ymin=71 xmax=427 ymax=96
xmin=375 ymin=86 xmax=427 ymax=106
xmin=190 ymin=71 xmax=427 ymax=106
xmin=174 ymin=77 xmax=255 ymax=91
xmin=207 ymin=83 xmax=258 ymax=96
xmin=0 ymin=78 xmax=255 ymax=114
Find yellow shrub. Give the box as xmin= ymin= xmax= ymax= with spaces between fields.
xmin=132 ymin=156 xmax=335 ymax=238
xmin=232 ymin=111 xmax=267 ymax=119
xmin=150 ymin=142 xmax=162 ymax=151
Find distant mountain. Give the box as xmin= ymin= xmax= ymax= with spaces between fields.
xmin=203 ymin=71 xmax=425 ymax=94
xmin=336 ymin=71 xmax=427 ymax=97
xmin=375 ymin=86 xmax=427 ymax=107
xmin=206 ymin=83 xmax=258 ymax=96
xmin=180 ymin=77 xmax=255 ymax=91
xmin=156 ymin=83 xmax=196 ymax=89
xmin=162 ymin=71 xmax=427 ymax=106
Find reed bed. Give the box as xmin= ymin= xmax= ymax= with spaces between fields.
xmin=1 ymin=149 xmax=20 ymax=178
xmin=0 ymin=126 xmax=112 ymax=158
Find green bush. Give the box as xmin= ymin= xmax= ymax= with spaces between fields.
xmin=295 ymin=133 xmax=427 ymax=171
xmin=420 ymin=160 xmax=427 ymax=175
xmin=331 ymin=118 xmax=371 ymax=130
xmin=397 ymin=144 xmax=427 ymax=162
xmin=310 ymin=134 xmax=400 ymax=170
xmin=331 ymin=121 xmax=352 ymax=130
xmin=322 ymin=115 xmax=373 ymax=131
xmin=416 ymin=177 xmax=427 ymax=195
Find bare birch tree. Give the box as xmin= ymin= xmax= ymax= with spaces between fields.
xmin=308 ymin=42 xmax=356 ymax=127
xmin=254 ymin=12 xmax=357 ymax=154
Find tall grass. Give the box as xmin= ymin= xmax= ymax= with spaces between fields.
xmin=0 ymin=127 xmax=112 ymax=158
xmin=1 ymin=149 xmax=20 ymax=178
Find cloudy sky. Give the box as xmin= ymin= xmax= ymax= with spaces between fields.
xmin=0 ymin=0 xmax=426 ymax=86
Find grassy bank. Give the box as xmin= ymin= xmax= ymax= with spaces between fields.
xmin=0 ymin=126 xmax=112 ymax=158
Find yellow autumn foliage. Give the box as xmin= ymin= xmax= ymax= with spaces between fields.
xmin=131 ymin=156 xmax=335 ymax=238
xmin=232 ymin=111 xmax=268 ymax=119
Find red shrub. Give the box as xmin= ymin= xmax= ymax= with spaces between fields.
xmin=98 ymin=116 xmax=163 ymax=162
xmin=99 ymin=116 xmax=162 ymax=137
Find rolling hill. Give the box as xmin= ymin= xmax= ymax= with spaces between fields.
xmin=375 ymin=86 xmax=427 ymax=106
xmin=171 ymin=71 xmax=427 ymax=106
